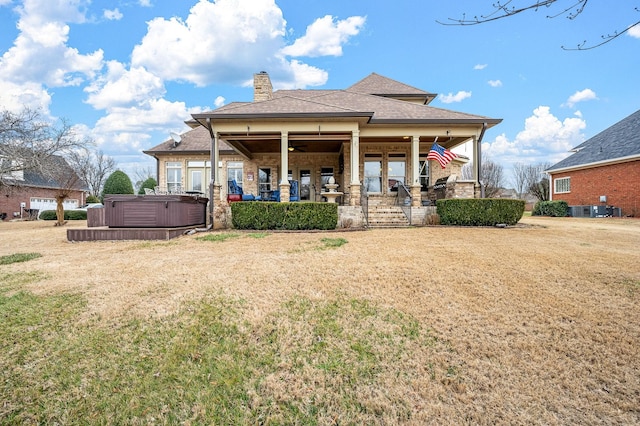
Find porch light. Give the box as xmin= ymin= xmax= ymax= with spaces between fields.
xmin=288 ymin=146 xmax=294 ymax=152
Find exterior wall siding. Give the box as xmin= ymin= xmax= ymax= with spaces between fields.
xmin=550 ymin=160 xmax=640 ymax=217
xmin=0 ymin=185 xmax=84 ymax=221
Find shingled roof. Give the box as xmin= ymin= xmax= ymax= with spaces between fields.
xmin=192 ymin=73 xmax=498 ymax=126
xmin=547 ymin=109 xmax=640 ymax=172
xmin=144 ymin=126 xmax=235 ymax=154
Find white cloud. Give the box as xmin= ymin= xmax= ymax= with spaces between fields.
xmin=488 ymin=80 xmax=502 ymax=87
xmin=104 ymin=8 xmax=123 ymax=21
xmin=628 ymin=23 xmax=640 ymax=38
xmin=474 ymin=64 xmax=487 ymax=70
xmin=84 ymin=61 xmax=165 ymax=110
xmin=439 ymin=91 xmax=472 ymax=103
xmin=131 ymin=0 xmax=288 ymax=86
xmin=484 ymin=106 xmax=586 ymax=167
xmin=0 ymin=80 xmax=52 ymax=113
xmin=281 ymin=15 xmax=365 ymax=57
xmin=92 ymin=99 xmax=205 ymax=150
xmin=214 ymin=96 xmax=226 ymax=108
xmin=564 ymin=88 xmax=598 ymax=108
xmin=139 ymin=0 xmax=152 ymax=7
xmin=0 ymin=0 xmax=103 ymax=99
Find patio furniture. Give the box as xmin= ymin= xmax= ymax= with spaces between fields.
xmin=228 ymin=179 xmax=256 ymax=202
xmin=289 ymin=180 xmax=300 ymax=201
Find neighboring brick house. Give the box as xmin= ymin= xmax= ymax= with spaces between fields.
xmin=144 ymin=72 xmax=501 ymax=226
xmin=0 ymin=154 xmax=87 ymax=221
xmin=547 ymin=109 xmax=640 ymax=217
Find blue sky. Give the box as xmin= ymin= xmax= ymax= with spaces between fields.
xmin=1 ymin=0 xmax=639 ymax=185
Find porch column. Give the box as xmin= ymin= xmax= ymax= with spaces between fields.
xmin=280 ymin=131 xmax=290 ymax=202
xmin=473 ymin=135 xmax=483 ymax=198
xmin=350 ymin=129 xmax=361 ymax=206
xmin=411 ymin=135 xmax=422 ymax=207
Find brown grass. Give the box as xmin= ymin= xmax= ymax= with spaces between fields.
xmin=1 ymin=217 xmax=639 ymax=424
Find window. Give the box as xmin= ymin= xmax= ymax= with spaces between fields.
xmin=554 ymin=177 xmax=571 ymax=193
xmin=166 ymin=162 xmax=182 ymax=193
xmin=419 ymin=154 xmax=430 ymax=191
xmin=364 ymin=154 xmax=382 ymax=193
xmin=227 ymin=161 xmax=244 ymax=185
xmin=258 ymin=167 xmax=271 ymax=193
xmin=190 ymin=170 xmax=202 ymax=192
xmin=387 ymin=153 xmax=406 ymax=192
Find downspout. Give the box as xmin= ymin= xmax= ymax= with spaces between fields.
xmin=200 ymin=117 xmax=215 ymax=230
xmin=477 ymin=122 xmax=487 ymax=198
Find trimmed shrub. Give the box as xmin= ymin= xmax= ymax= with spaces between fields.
xmin=102 ymin=170 xmax=134 ymax=200
xmin=39 ymin=210 xmax=87 ymax=220
xmin=532 ymin=200 xmax=569 ymax=217
xmin=86 ymin=194 xmax=101 ymax=204
xmin=231 ymin=202 xmax=338 ymax=230
xmin=436 ymin=198 xmax=525 ymax=226
xmin=138 ymin=177 xmax=158 ymax=195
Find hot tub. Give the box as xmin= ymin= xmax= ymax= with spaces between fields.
xmin=104 ymin=195 xmax=208 ymax=228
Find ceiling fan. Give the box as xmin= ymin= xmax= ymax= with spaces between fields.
xmin=288 ymin=143 xmax=305 ymax=152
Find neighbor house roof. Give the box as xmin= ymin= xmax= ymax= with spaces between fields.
xmin=1 ymin=152 xmax=87 ymax=191
xmin=547 ymin=109 xmax=640 ymax=172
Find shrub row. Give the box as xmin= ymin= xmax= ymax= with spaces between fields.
xmin=436 ymin=198 xmax=525 ymax=226
xmin=532 ymin=200 xmax=569 ymax=217
xmin=39 ymin=210 xmax=87 ymax=221
xmin=231 ymin=202 xmax=338 ymax=230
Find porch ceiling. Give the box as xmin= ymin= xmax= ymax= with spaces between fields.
xmin=219 ymin=132 xmax=350 ymax=154
xmin=220 ymin=133 xmax=469 ymax=156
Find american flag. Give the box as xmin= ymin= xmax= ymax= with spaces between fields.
xmin=427 ymin=142 xmax=458 ymax=168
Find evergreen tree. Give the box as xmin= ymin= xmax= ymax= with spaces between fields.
xmin=102 ymin=170 xmax=134 ymax=199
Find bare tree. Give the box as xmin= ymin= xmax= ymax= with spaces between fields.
xmin=1 ymin=107 xmax=90 ymax=225
xmin=438 ymin=1 xmax=640 ymax=50
xmin=462 ymin=158 xmax=504 ymax=197
xmin=132 ymin=165 xmax=156 ymax=192
xmin=68 ymin=148 xmax=116 ymax=197
xmin=512 ymin=162 xmax=530 ymax=198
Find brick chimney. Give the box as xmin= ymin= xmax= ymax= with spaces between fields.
xmin=253 ymin=71 xmax=273 ymax=102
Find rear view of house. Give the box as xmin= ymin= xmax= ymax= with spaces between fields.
xmin=144 ymin=72 xmax=502 ymax=227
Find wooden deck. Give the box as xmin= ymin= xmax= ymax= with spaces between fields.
xmin=67 ymin=225 xmax=202 ymax=242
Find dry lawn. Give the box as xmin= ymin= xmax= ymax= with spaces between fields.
xmin=1 ymin=216 xmax=639 ymax=424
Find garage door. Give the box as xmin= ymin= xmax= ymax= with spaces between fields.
xmin=30 ymin=197 xmax=79 ymax=211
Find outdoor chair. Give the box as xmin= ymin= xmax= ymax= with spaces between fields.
xmin=144 ymin=188 xmax=155 ymax=195
xmin=269 ymin=190 xmax=280 ymax=202
xmin=289 ymin=180 xmax=300 ymax=202
xmin=227 ymin=179 xmax=256 ymax=202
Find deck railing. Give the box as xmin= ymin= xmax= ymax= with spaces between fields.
xmin=396 ymin=182 xmax=412 ymax=225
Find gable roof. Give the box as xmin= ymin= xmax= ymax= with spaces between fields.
xmin=547 ymin=109 xmax=640 ymax=172
xmin=143 ymin=126 xmax=235 ymax=155
xmin=346 ymin=73 xmax=437 ymax=104
xmin=0 ymin=151 xmax=87 ymax=191
xmin=192 ymin=73 xmax=499 ymax=126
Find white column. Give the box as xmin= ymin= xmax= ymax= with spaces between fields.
xmin=351 ymin=129 xmax=360 ymax=184
xmin=213 ymin=132 xmax=220 ymax=185
xmin=411 ymin=135 xmax=420 ymax=185
xmin=280 ymin=131 xmax=289 ymax=184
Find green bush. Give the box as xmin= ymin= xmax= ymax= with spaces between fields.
xmin=231 ymin=202 xmax=338 ymax=230
xmin=138 ymin=177 xmax=158 ymax=195
xmin=532 ymin=200 xmax=569 ymax=217
xmin=102 ymin=170 xmax=134 ymax=200
xmin=39 ymin=210 xmax=87 ymax=220
xmin=436 ymin=198 xmax=525 ymax=226
xmin=86 ymin=194 xmax=101 ymax=204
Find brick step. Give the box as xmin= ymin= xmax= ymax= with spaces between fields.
xmin=366 ymin=206 xmax=410 ymax=228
